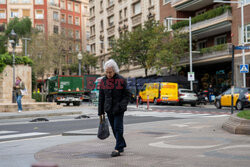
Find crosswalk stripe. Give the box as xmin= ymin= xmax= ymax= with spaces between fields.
xmin=0 ymin=131 xmax=18 ymax=135
xmin=0 ymin=132 xmax=49 ymax=140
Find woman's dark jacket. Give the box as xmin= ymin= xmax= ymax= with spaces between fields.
xmin=98 ymin=74 xmax=130 ymax=116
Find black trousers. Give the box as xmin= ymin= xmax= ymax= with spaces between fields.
xmin=107 ymin=112 xmax=126 ymax=151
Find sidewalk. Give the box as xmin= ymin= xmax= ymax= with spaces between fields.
xmin=33 ymin=116 xmax=250 ymax=167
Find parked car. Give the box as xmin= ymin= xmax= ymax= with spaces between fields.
xmin=215 ymin=87 xmax=250 ymax=110
xmin=178 ymin=88 xmax=198 ymax=107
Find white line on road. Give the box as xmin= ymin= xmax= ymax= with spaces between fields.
xmin=0 ymin=131 xmax=18 ymax=135
xmin=0 ymin=132 xmax=49 ymax=140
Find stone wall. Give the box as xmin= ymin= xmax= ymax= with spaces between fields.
xmin=0 ymin=65 xmax=33 ymax=103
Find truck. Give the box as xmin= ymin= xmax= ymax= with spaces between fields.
xmin=45 ymin=75 xmax=99 ymax=106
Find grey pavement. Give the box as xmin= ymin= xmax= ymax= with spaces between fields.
xmin=33 ymin=116 xmax=250 ymax=167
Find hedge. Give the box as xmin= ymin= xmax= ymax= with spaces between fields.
xmin=200 ymin=44 xmax=227 ymax=54
xmin=172 ymin=6 xmax=232 ymax=30
xmin=0 ymin=53 xmax=33 ymax=73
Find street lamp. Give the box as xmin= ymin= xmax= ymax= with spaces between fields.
xmin=77 ymin=52 xmax=83 ymax=76
xmin=214 ymin=0 xmax=246 ymax=87
xmin=167 ymin=17 xmax=193 ymax=90
xmin=9 ymin=29 xmax=17 ymax=103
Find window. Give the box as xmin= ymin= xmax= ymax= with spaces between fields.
xmin=53 ymin=25 xmax=59 ymax=34
xmin=163 ymin=17 xmax=172 ymax=31
xmin=68 ymin=29 xmax=73 ymax=38
xmin=10 ymin=0 xmax=18 ymax=3
xmin=75 ymin=17 xmax=80 ymax=25
xmin=195 ymin=9 xmax=206 ymax=16
xmin=119 ymin=10 xmax=122 ymax=20
xmin=108 ymin=36 xmax=114 ymax=48
xmin=246 ymin=24 xmax=250 ymax=43
xmin=75 ymin=44 xmax=79 ymax=51
xmin=124 ymin=7 xmax=127 ymax=18
xmin=108 ymin=15 xmax=114 ymax=26
xmin=61 ymin=27 xmax=65 ymax=35
xmin=108 ymin=0 xmax=113 ymax=6
xmin=53 ymin=11 xmax=59 ymax=21
xmin=35 ymin=10 xmax=44 ymax=19
xmin=75 ymin=30 xmax=80 ymax=39
xmin=91 ymin=44 xmax=95 ymax=53
xmin=36 ymin=24 xmax=44 ymax=32
xmin=163 ymin=0 xmax=170 ymax=5
xmin=133 ymin=2 xmax=141 ymax=15
xmin=100 ymin=40 xmax=104 ymax=49
xmin=90 ymin=25 xmax=95 ymax=35
xmin=197 ymin=40 xmax=207 ymax=50
xmin=0 ymin=10 xmax=6 ymax=19
xmin=215 ymin=35 xmax=227 ymax=45
xmin=68 ymin=15 xmax=73 ymax=24
xmin=90 ymin=7 xmax=95 ymax=16
xmin=149 ymin=0 xmax=154 ymax=6
xmin=100 ymin=1 xmax=103 ymax=10
xmin=75 ymin=4 xmax=80 ymax=13
xmin=11 ymin=9 xmax=18 ymax=18
xmin=22 ymin=9 xmax=30 ymax=17
xmin=61 ymin=0 xmax=65 ymax=9
xmin=61 ymin=14 xmax=66 ymax=22
xmin=100 ymin=20 xmax=104 ymax=31
xmin=0 ymin=0 xmax=6 ymax=4
xmin=68 ymin=2 xmax=72 ymax=11
xmin=22 ymin=0 xmax=31 ymax=3
xmin=35 ymin=0 xmax=43 ymax=4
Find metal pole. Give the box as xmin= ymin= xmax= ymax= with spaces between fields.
xmin=241 ymin=0 xmax=246 ymax=87
xmin=12 ymin=46 xmax=16 ymax=103
xmin=231 ymin=45 xmax=234 ymax=114
xmin=78 ymin=59 xmax=81 ymax=76
xmin=189 ymin=17 xmax=193 ymax=91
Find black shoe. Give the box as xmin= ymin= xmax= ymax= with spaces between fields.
xmin=111 ymin=150 xmax=120 ymax=157
xmin=119 ymin=149 xmax=124 ymax=153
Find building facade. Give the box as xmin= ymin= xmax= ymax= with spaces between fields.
xmin=89 ymin=0 xmax=160 ymax=77
xmin=159 ymin=0 xmax=250 ymax=92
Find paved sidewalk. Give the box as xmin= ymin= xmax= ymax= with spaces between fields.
xmin=33 ymin=116 xmax=250 ymax=167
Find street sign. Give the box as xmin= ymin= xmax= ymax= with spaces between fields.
xmin=188 ymin=72 xmax=195 ymax=81
xmin=235 ymin=46 xmax=250 ymax=50
xmin=240 ymin=64 xmax=249 ymax=73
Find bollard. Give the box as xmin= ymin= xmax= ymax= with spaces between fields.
xmin=147 ymin=95 xmax=149 ymax=110
xmin=31 ymin=162 xmax=58 ymax=167
xmin=136 ymin=96 xmax=139 ymax=108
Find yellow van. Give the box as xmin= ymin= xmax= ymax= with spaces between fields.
xmin=139 ymin=82 xmax=179 ymax=105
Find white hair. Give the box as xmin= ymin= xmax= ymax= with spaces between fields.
xmin=104 ymin=59 xmax=119 ymax=73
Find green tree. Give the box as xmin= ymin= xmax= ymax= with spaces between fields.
xmin=111 ymin=20 xmax=188 ymax=76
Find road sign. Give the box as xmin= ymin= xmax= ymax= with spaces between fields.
xmin=240 ymin=64 xmax=249 ymax=73
xmin=235 ymin=46 xmax=250 ymax=50
xmin=188 ymin=72 xmax=195 ymax=81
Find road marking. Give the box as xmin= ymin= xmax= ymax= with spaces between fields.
xmin=149 ymin=141 xmax=222 ymax=149
xmin=0 ymin=131 xmax=18 ymax=135
xmin=0 ymin=132 xmax=49 ymax=140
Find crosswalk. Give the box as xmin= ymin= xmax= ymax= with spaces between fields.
xmin=0 ymin=131 xmax=49 ymax=142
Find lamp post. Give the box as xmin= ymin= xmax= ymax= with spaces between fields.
xmin=77 ymin=52 xmax=83 ymax=76
xmin=214 ymin=0 xmax=246 ymax=87
xmin=167 ymin=17 xmax=193 ymax=90
xmin=9 ymin=29 xmax=17 ymax=103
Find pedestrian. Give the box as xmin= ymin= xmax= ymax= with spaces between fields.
xmin=98 ymin=59 xmax=130 ymax=157
xmin=208 ymin=84 xmax=214 ymax=103
xmin=14 ymin=76 xmax=25 ymax=112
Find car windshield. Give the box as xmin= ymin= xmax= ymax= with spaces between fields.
xmin=180 ymin=90 xmax=194 ymax=93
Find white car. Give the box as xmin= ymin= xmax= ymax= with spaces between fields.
xmin=178 ymin=88 xmax=198 ymax=107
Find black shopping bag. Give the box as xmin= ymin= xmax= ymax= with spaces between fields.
xmin=97 ymin=115 xmax=110 ymax=140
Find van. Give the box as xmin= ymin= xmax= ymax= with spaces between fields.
xmin=139 ymin=82 xmax=179 ymax=105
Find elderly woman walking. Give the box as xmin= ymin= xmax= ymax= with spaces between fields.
xmin=98 ymin=59 xmax=130 ymax=157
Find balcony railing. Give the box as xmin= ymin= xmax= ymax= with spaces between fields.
xmin=107 ymin=25 xmax=115 ymax=36
xmin=89 ymin=17 xmax=95 ymax=25
xmin=107 ymin=4 xmax=114 ymax=16
xmin=131 ymin=13 xmax=142 ymax=27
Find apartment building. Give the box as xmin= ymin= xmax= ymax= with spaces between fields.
xmin=89 ymin=0 xmax=160 ymax=77
xmin=160 ymin=0 xmax=250 ymax=91
xmin=0 ymin=0 xmax=89 ymax=55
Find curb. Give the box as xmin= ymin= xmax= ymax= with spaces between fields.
xmin=0 ymin=111 xmax=83 ymax=120
xmin=222 ymin=113 xmax=250 ymax=135
xmin=62 ymin=128 xmax=98 ymax=136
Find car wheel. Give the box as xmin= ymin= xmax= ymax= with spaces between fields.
xmin=215 ymin=100 xmax=221 ymax=109
xmin=191 ymin=103 xmax=196 ymax=107
xmin=154 ymin=98 xmax=158 ymax=105
xmin=236 ymin=101 xmax=244 ymax=110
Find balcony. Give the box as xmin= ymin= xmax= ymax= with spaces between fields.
xmin=180 ymin=43 xmax=232 ymax=65
xmin=89 ymin=16 xmax=95 ymax=25
xmin=107 ymin=4 xmax=114 ymax=16
xmin=107 ymin=25 xmax=115 ymax=36
xmin=89 ymin=35 xmax=96 ymax=44
xmin=171 ymin=0 xmax=214 ymax=11
xmin=131 ymin=13 xmax=142 ymax=27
